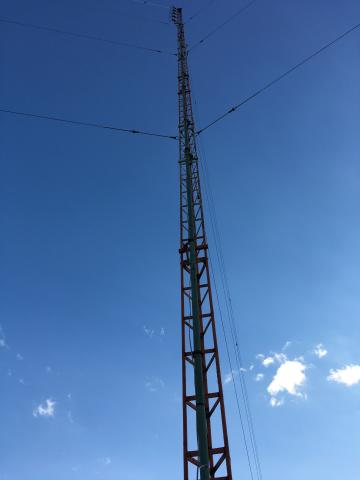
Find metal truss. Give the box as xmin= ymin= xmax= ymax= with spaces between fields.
xmin=172 ymin=7 xmax=233 ymax=480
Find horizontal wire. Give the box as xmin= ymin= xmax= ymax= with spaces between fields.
xmin=197 ymin=21 xmax=360 ymax=134
xmin=0 ymin=17 xmax=175 ymax=56
xmin=0 ymin=108 xmax=177 ymax=140
xmin=189 ymin=0 xmax=257 ymax=52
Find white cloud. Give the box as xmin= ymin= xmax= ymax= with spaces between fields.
xmin=262 ymin=357 xmax=275 ymax=367
xmin=255 ymin=373 xmax=264 ymax=382
xmin=143 ymin=325 xmax=155 ymax=339
xmin=18 ymin=378 xmax=25 ymax=385
xmin=145 ymin=377 xmax=165 ymax=392
xmin=33 ymin=399 xmax=56 ymax=418
xmin=16 ymin=353 xmax=23 ymax=361
xmin=314 ymin=343 xmax=327 ymax=359
xmin=249 ymin=364 xmax=254 ymax=371
xmin=327 ymin=364 xmax=360 ymax=387
xmin=270 ymin=397 xmax=284 ymax=407
xmin=257 ymin=352 xmax=288 ymax=368
xmin=273 ymin=353 xmax=288 ymax=364
xmin=267 ymin=359 xmax=307 ymax=406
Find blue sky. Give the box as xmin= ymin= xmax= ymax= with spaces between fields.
xmin=1 ymin=0 xmax=360 ymax=478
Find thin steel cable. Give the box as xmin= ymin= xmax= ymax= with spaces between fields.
xmin=227 ymin=292 xmax=263 ymax=480
xmin=191 ymin=89 xmax=260 ymax=477
xmin=199 ymin=135 xmax=263 ymax=480
xmin=198 ymin=138 xmax=262 ymax=480
xmin=127 ymin=0 xmax=170 ymax=10
xmin=0 ymin=108 xmax=177 ymax=140
xmin=198 ymin=134 xmax=262 ymax=479
xmin=197 ymin=21 xmax=360 ymax=134
xmin=186 ymin=0 xmax=216 ymax=24
xmin=185 ymin=50 xmax=257 ymax=476
xmin=189 ymin=0 xmax=257 ymax=51
xmin=0 ymin=17 xmax=175 ymax=56
xmin=191 ymin=84 xmax=263 ymax=477
xmin=211 ymin=219 xmax=263 ymax=480
xmin=208 ymin=252 xmax=255 ymax=480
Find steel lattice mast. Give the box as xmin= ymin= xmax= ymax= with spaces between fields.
xmin=171 ymin=7 xmax=233 ymax=480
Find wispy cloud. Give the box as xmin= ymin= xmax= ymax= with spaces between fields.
xmin=0 ymin=325 xmax=8 ymax=349
xmin=327 ymin=365 xmax=360 ymax=386
xmin=33 ymin=399 xmax=56 ymax=418
xmin=262 ymin=357 xmax=274 ymax=367
xmin=267 ymin=358 xmax=307 ymax=406
xmin=16 ymin=353 xmax=23 ymax=361
xmin=143 ymin=325 xmax=166 ymax=339
xmin=282 ymin=341 xmax=292 ymax=351
xmin=314 ymin=343 xmax=327 ymax=359
xmin=255 ymin=373 xmax=264 ymax=382
xmin=143 ymin=325 xmax=155 ymax=339
xmin=145 ymin=377 xmax=165 ymax=392
xmin=257 ymin=352 xmax=287 ymax=368
xmin=224 ymin=368 xmax=246 ymax=384
xmin=270 ymin=397 xmax=284 ymax=407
